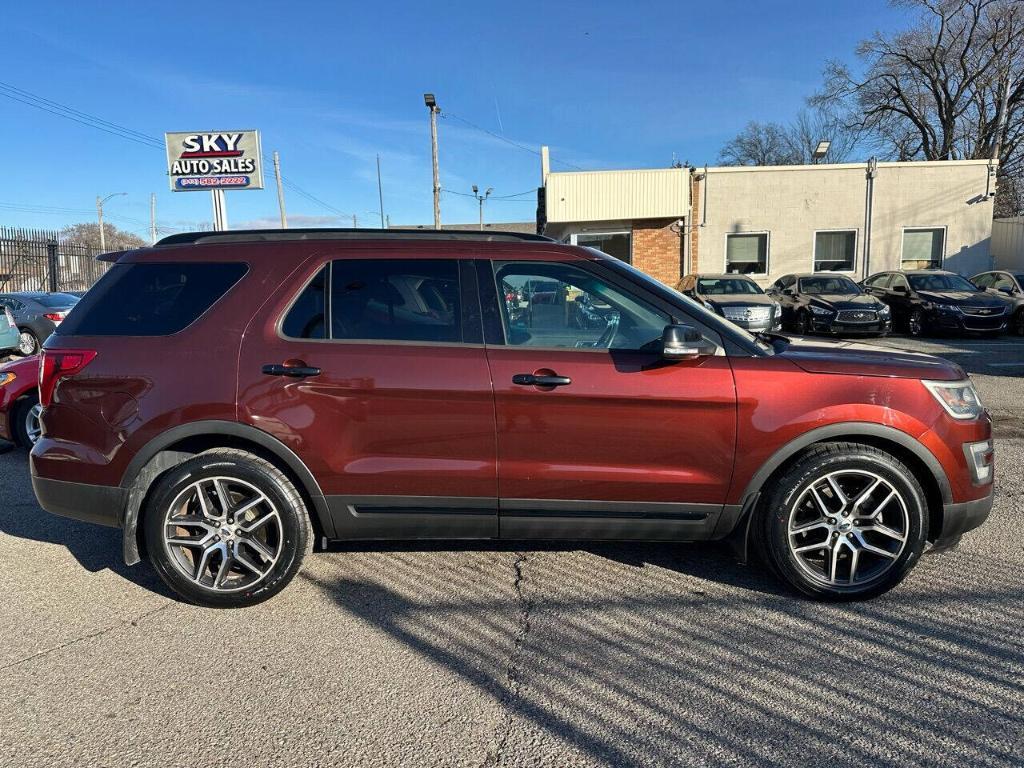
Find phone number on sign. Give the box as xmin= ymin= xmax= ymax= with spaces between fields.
xmin=175 ymin=176 xmax=251 ymax=188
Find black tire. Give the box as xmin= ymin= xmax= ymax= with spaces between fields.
xmin=16 ymin=328 xmax=39 ymax=356
xmin=143 ymin=449 xmax=313 ymax=608
xmin=1014 ymin=308 xmax=1024 ymax=337
xmin=11 ymin=391 xmax=41 ymax=448
xmin=793 ymin=310 xmax=809 ymax=335
xmin=755 ymin=442 xmax=927 ymax=601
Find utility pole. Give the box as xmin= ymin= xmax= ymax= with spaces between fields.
xmin=472 ymin=185 xmax=493 ymax=230
xmin=273 ymin=151 xmax=288 ymax=228
xmin=424 ymin=93 xmax=441 ymax=229
xmin=992 ymin=75 xmax=1014 ymax=163
xmin=96 ymin=192 xmax=126 ymax=252
xmin=149 ymin=193 xmax=157 ymax=244
xmin=376 ymin=154 xmax=385 ymax=229
xmin=352 ymin=214 xmax=358 ymax=228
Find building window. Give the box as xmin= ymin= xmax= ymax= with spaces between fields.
xmin=902 ymin=228 xmax=945 ymax=269
xmin=572 ymin=232 xmax=632 ymax=264
xmin=725 ymin=233 xmax=768 ymax=275
xmin=814 ymin=230 xmax=857 ymax=272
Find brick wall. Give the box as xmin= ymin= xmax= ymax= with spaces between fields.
xmin=630 ymin=218 xmax=683 ymax=286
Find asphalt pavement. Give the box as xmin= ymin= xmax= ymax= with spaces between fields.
xmin=1 ymin=335 xmax=1022 ymax=767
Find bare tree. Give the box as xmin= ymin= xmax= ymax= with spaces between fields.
xmin=719 ymin=109 xmax=858 ymax=166
xmin=718 ymin=121 xmax=801 ymax=166
xmin=815 ymin=0 xmax=1024 ymax=213
xmin=60 ymin=222 xmax=146 ymax=253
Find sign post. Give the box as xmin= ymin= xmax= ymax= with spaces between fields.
xmin=164 ymin=130 xmax=264 ymax=231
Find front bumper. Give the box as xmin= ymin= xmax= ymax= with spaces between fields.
xmin=929 ymin=310 xmax=1007 ymax=333
xmin=810 ymin=317 xmax=892 ymax=335
xmin=31 ymin=475 xmax=125 ymax=528
xmin=929 ymin=487 xmax=994 ymax=553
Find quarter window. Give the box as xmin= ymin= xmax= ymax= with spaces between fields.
xmin=814 ymin=231 xmax=856 ymax=272
xmin=494 ymin=262 xmax=669 ymax=351
xmin=726 ymin=233 xmax=768 ymax=275
xmin=330 ymin=259 xmax=461 ymax=343
xmin=902 ymin=228 xmax=945 ymax=269
xmin=282 ymin=266 xmax=327 ymax=339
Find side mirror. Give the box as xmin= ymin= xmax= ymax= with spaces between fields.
xmin=782 ymin=287 xmax=795 ymax=296
xmin=892 ymin=284 xmax=908 ymax=294
xmin=662 ymin=324 xmax=716 ymax=361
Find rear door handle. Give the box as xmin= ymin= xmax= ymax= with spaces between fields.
xmin=512 ymin=373 xmax=572 ymax=387
xmin=262 ymin=363 xmax=321 ymax=378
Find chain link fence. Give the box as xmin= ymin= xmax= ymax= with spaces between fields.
xmin=0 ymin=227 xmax=107 ymax=294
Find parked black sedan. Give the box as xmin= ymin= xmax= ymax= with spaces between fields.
xmin=0 ymin=292 xmax=80 ymax=355
xmin=676 ymin=273 xmax=781 ymax=332
xmin=862 ymin=270 xmax=1010 ymax=337
xmin=767 ymin=273 xmax=892 ymax=336
xmin=971 ymin=270 xmax=1024 ymax=336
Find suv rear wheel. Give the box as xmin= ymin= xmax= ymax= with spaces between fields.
xmin=756 ymin=442 xmax=927 ymax=600
xmin=143 ymin=449 xmax=313 ymax=608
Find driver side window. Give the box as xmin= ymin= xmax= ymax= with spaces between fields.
xmin=493 ymin=261 xmax=669 ymax=351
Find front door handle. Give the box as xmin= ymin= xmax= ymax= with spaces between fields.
xmin=262 ymin=362 xmax=321 ymax=378
xmin=512 ymin=373 xmax=572 ymax=387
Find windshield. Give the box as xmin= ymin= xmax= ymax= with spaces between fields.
xmin=697 ymin=277 xmax=763 ymax=295
xmin=799 ymin=276 xmax=861 ymax=295
xmin=908 ymin=274 xmax=978 ymax=292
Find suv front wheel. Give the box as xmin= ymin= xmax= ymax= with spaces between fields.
xmin=143 ymin=449 xmax=313 ymax=608
xmin=756 ymin=442 xmax=927 ymax=600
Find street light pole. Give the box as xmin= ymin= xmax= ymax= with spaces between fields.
xmin=424 ymin=93 xmax=441 ymax=229
xmin=96 ymin=192 xmax=126 ymax=253
xmin=472 ymin=185 xmax=493 ymax=230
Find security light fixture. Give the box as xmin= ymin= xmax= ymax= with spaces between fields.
xmin=423 ymin=93 xmax=437 ymax=109
xmin=812 ymin=141 xmax=831 ymax=162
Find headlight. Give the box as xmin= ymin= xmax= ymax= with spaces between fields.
xmin=923 ymin=379 xmax=985 ymax=420
xmin=0 ymin=372 xmax=15 ymax=387
xmin=809 ymin=305 xmax=834 ymax=316
xmin=935 ymin=303 xmax=960 ymax=313
xmin=878 ymin=304 xmax=891 ymax=317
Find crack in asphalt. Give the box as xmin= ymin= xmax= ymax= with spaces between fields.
xmin=482 ymin=551 xmax=534 ymax=768
xmin=0 ymin=602 xmax=174 ymax=672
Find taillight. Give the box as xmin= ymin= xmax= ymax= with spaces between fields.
xmin=4 ymin=310 xmax=13 ymax=328
xmin=39 ymin=349 xmax=97 ymax=407
xmin=43 ymin=312 xmax=65 ymax=322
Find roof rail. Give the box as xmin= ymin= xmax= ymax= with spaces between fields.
xmin=155 ymin=228 xmax=554 ymax=247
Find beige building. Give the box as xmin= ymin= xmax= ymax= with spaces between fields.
xmin=539 ymin=153 xmax=999 ymax=286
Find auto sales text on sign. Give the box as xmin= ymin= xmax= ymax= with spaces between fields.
xmin=164 ymin=130 xmax=264 ymax=191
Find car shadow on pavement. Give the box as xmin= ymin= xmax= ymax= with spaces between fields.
xmin=300 ymin=544 xmax=1024 ymax=767
xmin=0 ymin=448 xmax=174 ymax=598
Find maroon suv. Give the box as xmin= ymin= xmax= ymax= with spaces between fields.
xmin=31 ymin=230 xmax=994 ymax=607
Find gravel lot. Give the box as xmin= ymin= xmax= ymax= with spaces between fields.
xmin=1 ymin=335 xmax=1022 ymax=767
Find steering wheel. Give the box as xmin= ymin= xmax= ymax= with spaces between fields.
xmin=595 ymin=314 xmax=620 ymax=349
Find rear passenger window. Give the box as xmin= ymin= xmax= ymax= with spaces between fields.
xmin=58 ymin=262 xmax=247 ymax=336
xmin=282 ymin=267 xmax=327 ymax=339
xmin=331 ymin=259 xmax=461 ymax=343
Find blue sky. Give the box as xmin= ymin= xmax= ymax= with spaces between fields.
xmin=1 ymin=1 xmax=910 ymax=237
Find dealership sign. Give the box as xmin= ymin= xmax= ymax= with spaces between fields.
xmin=164 ymin=130 xmax=264 ymax=191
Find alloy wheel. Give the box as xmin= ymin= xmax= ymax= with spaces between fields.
xmin=17 ymin=331 xmax=36 ymax=356
xmin=794 ymin=312 xmax=808 ymax=335
xmin=161 ymin=476 xmax=284 ymax=593
xmin=24 ymin=403 xmax=42 ymax=444
xmin=908 ymin=311 xmax=923 ymax=337
xmin=1016 ymin=309 xmax=1024 ymax=337
xmin=787 ymin=469 xmax=909 ymax=587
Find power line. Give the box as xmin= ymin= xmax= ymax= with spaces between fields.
xmin=441 ymin=112 xmax=585 ymax=171
xmin=0 ymin=81 xmax=349 ymax=218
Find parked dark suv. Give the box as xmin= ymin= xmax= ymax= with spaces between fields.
xmin=32 ymin=230 xmax=993 ymax=607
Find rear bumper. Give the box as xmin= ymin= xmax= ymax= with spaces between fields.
xmin=929 ymin=487 xmax=994 ymax=553
xmin=31 ymin=475 xmax=124 ymax=528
